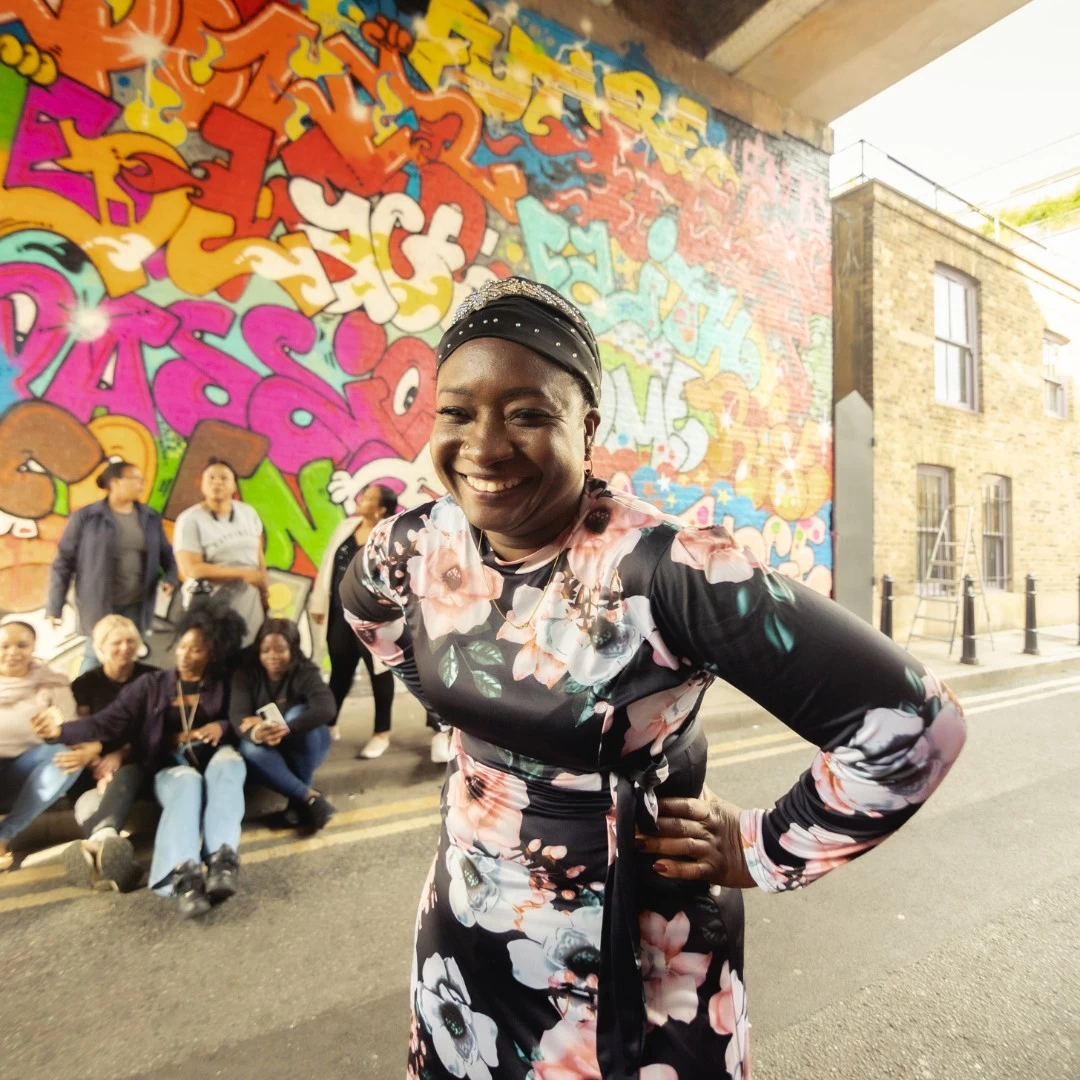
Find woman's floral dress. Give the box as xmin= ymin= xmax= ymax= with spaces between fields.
xmin=340 ymin=479 xmax=966 ymax=1080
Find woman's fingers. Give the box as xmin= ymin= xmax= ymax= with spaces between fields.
xmin=655 ymin=797 xmax=712 ymax=821
xmin=654 ymin=859 xmax=713 ymax=880
xmin=636 ymin=835 xmax=713 ymax=859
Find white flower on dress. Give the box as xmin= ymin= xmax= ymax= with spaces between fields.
xmin=566 ymin=595 xmax=676 ymax=688
xmin=508 ymin=906 xmax=604 ymax=995
xmin=812 ymin=670 xmax=966 ymax=817
xmin=415 ymin=953 xmax=499 ymax=1080
xmin=445 ymin=846 xmax=545 ymax=934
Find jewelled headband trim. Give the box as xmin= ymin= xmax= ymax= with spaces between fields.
xmin=450 ymin=277 xmax=598 ymax=349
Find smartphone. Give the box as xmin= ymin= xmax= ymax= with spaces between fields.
xmin=255 ymin=703 xmax=288 ymax=730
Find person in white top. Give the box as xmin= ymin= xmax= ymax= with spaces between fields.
xmin=173 ymin=459 xmax=268 ymax=647
xmin=0 ymin=621 xmax=80 ymax=870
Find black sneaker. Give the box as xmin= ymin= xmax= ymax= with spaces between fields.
xmin=303 ymin=792 xmax=335 ymax=832
xmin=62 ymin=841 xmax=97 ymax=890
xmin=98 ymin=836 xmax=140 ymax=893
xmin=173 ymin=861 xmax=211 ymax=919
xmin=205 ymin=845 xmax=239 ymax=903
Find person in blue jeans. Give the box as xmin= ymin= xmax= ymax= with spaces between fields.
xmin=0 ymin=622 xmax=82 ymax=870
xmin=36 ymin=601 xmax=249 ymax=918
xmin=230 ymin=618 xmax=336 ymax=832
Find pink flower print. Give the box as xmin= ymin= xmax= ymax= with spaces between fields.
xmin=778 ymin=822 xmax=880 ymax=883
xmin=406 ymin=510 xmax=503 ymax=640
xmin=565 ymin=500 xmax=655 ymax=588
xmin=738 ymin=808 xmax=795 ymax=893
xmin=623 ymin=674 xmax=710 ymax=757
xmin=639 ymin=911 xmax=712 ymax=1027
xmin=670 ymin=525 xmax=756 ymax=584
xmin=446 ymin=746 xmax=530 ymax=857
xmin=533 ymin=1018 xmax=601 ymax=1080
xmin=345 ymin=613 xmax=407 ymax=668
xmin=708 ymin=960 xmax=751 ymax=1079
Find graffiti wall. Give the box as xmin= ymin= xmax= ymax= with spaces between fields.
xmin=0 ymin=0 xmax=833 ymax=652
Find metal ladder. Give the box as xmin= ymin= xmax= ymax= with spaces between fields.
xmin=907 ymin=504 xmax=995 ymax=654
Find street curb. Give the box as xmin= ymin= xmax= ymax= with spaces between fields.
xmin=10 ymin=653 xmax=1080 ymax=855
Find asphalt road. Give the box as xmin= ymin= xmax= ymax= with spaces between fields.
xmin=1 ymin=674 xmax=1078 ymax=1080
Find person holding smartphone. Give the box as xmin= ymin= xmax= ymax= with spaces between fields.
xmin=230 ymin=618 xmax=336 ymax=831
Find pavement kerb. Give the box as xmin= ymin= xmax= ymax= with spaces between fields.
xmin=10 ymin=651 xmax=1080 ymax=855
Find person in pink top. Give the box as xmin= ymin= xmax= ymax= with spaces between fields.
xmin=0 ymin=621 xmax=81 ymax=870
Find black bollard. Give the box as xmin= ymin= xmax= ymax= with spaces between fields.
xmin=960 ymin=574 xmax=978 ymax=665
xmin=880 ymin=575 xmax=894 ymax=639
xmin=1024 ymin=574 xmax=1039 ymax=655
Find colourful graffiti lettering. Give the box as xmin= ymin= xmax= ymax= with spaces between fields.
xmin=0 ymin=0 xmax=833 ymax=640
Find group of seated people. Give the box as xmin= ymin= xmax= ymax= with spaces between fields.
xmin=0 ymin=599 xmax=337 ymax=918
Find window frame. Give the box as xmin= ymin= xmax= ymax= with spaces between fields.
xmin=933 ymin=265 xmax=979 ymax=411
xmin=1043 ymin=331 xmax=1069 ymax=420
xmin=916 ymin=464 xmax=954 ymax=596
xmin=981 ymin=474 xmax=1012 ymax=592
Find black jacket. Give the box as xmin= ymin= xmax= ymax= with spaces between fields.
xmin=47 ymin=500 xmax=178 ymax=633
xmin=60 ymin=668 xmax=230 ymax=771
xmin=228 ymin=652 xmax=335 ymax=738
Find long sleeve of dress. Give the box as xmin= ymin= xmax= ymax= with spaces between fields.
xmin=648 ymin=523 xmax=967 ymax=894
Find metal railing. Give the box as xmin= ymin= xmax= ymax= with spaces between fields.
xmin=831 ymin=140 xmax=1049 ymax=254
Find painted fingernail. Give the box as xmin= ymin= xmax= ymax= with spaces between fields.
xmin=653 ymin=862 xmax=669 ymax=874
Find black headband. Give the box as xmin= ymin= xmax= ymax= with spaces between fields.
xmin=436 ymin=278 xmax=602 ymax=405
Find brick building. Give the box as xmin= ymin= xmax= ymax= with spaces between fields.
xmin=833 ymin=175 xmax=1080 ymax=645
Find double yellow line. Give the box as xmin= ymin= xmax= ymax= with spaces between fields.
xmin=1 ymin=731 xmax=808 ymax=914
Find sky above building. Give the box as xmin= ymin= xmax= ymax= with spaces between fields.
xmin=831 ymin=0 xmax=1080 ymax=205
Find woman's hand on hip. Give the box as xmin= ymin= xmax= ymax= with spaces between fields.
xmin=637 ymin=785 xmax=757 ymax=889
xmin=192 ymin=722 xmax=226 ymax=747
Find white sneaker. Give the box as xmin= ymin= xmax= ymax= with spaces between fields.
xmin=330 ymin=726 xmax=342 ymax=742
xmin=430 ymin=731 xmax=451 ymax=764
xmin=359 ymin=733 xmax=390 ymax=759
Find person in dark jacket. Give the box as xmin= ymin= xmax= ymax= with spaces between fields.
xmin=46 ymin=461 xmax=178 ymax=674
xmin=35 ymin=601 xmax=248 ymax=919
xmin=54 ymin=614 xmax=158 ymax=892
xmin=231 ymin=618 xmax=335 ymax=831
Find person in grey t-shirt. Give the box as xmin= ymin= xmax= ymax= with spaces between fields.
xmin=174 ymin=459 xmax=268 ymax=647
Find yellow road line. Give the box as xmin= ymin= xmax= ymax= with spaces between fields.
xmin=243 ymin=814 xmax=442 ymax=866
xmin=242 ymin=793 xmax=441 ymax=845
xmin=0 ymin=863 xmax=67 ymax=891
xmin=0 ymin=886 xmax=87 ymax=914
xmin=707 ymin=741 xmax=810 ymax=769
xmin=706 ymin=730 xmax=804 ymax=757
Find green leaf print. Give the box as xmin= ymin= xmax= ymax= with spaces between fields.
xmin=763 ymin=613 xmax=795 ymax=653
xmin=471 ymin=668 xmax=502 ymax=698
xmin=438 ymin=645 xmax=460 ymax=688
xmin=466 ymin=640 xmax=503 ymax=667
xmin=905 ymin=666 xmax=925 ymax=701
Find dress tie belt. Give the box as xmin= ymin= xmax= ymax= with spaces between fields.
xmin=597 ymin=715 xmax=703 ymax=1080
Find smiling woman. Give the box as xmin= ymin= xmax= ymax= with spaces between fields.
xmin=338 ymin=277 xmax=967 ymax=1080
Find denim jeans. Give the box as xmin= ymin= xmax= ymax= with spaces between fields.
xmin=149 ymin=746 xmax=246 ymax=895
xmin=237 ymin=707 xmax=331 ymax=804
xmin=79 ymin=602 xmax=147 ymax=675
xmin=0 ymin=743 xmax=82 ymax=844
